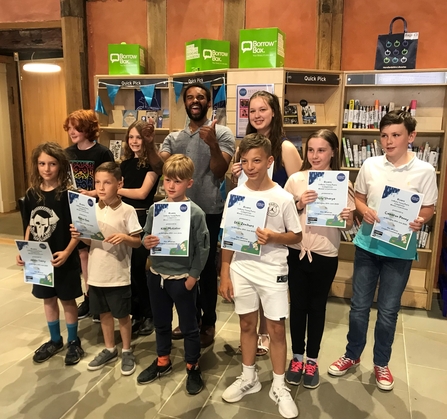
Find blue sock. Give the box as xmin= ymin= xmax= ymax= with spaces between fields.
xmin=48 ymin=320 xmax=62 ymax=343
xmin=66 ymin=322 xmax=78 ymax=342
xmin=293 ymin=353 xmax=304 ymax=362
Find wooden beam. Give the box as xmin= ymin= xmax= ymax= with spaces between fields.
xmin=223 ymin=0 xmax=246 ymax=69
xmin=147 ymin=0 xmax=167 ymax=74
xmin=0 ymin=21 xmax=61 ymax=30
xmin=60 ymin=0 xmax=89 ymax=112
xmin=316 ymin=0 xmax=344 ymax=70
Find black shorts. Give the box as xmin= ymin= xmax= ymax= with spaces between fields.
xmin=77 ymin=241 xmax=90 ymax=251
xmin=32 ymin=267 xmax=82 ymax=301
xmin=89 ymin=285 xmax=131 ymax=319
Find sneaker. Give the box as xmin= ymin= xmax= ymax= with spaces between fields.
xmin=303 ymin=360 xmax=320 ymax=389
xmin=285 ymin=358 xmax=304 ymax=386
xmin=137 ymin=358 xmax=173 ymax=384
xmin=92 ymin=314 xmax=100 ymax=323
xmin=87 ymin=348 xmax=118 ymax=371
xmin=269 ymin=384 xmax=299 ymax=418
xmin=328 ymin=355 xmax=360 ymax=376
xmin=33 ymin=339 xmax=64 ymax=363
xmin=131 ymin=318 xmax=141 ymax=334
xmin=121 ymin=351 xmax=136 ymax=376
xmin=186 ymin=365 xmax=204 ymax=395
xmin=138 ymin=317 xmax=155 ymax=336
xmin=65 ymin=337 xmax=84 ymax=366
xmin=374 ymin=365 xmax=394 ymax=390
xmin=222 ymin=373 xmax=262 ymax=403
xmin=77 ymin=294 xmax=90 ymax=319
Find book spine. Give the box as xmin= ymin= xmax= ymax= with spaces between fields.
xmin=353 ymin=144 xmax=359 ymax=168
xmin=342 ymin=137 xmax=350 ymax=167
xmin=346 ymin=138 xmax=354 ymax=167
xmin=348 ymin=99 xmax=355 ymax=129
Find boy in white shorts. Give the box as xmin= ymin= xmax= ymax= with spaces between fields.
xmin=219 ymin=133 xmax=302 ymax=419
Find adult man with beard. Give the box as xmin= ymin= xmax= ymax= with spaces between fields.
xmin=145 ymin=83 xmax=235 ymax=347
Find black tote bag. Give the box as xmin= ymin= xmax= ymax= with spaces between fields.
xmin=375 ymin=17 xmax=418 ymax=70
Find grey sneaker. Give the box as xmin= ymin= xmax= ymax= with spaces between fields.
xmin=285 ymin=358 xmax=304 ymax=386
xmin=121 ymin=351 xmax=136 ymax=376
xmin=87 ymin=348 xmax=118 ymax=371
xmin=303 ymin=360 xmax=320 ymax=389
xmin=33 ymin=339 xmax=64 ymax=363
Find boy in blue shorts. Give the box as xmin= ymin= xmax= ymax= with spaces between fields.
xmin=71 ymin=162 xmax=142 ymax=376
xmin=328 ymin=110 xmax=438 ymax=390
xmin=137 ymin=155 xmax=210 ymax=395
xmin=219 ymin=133 xmax=302 ymax=418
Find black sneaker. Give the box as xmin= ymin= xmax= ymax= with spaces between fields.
xmin=137 ymin=358 xmax=172 ymax=384
xmin=77 ymin=294 xmax=90 ymax=319
xmin=33 ymin=339 xmax=64 ymax=363
xmin=303 ymin=360 xmax=320 ymax=389
xmin=65 ymin=337 xmax=85 ymax=365
xmin=131 ymin=318 xmax=141 ymax=334
xmin=138 ymin=317 xmax=155 ymax=336
xmin=92 ymin=314 xmax=100 ymax=323
xmin=186 ymin=365 xmax=204 ymax=395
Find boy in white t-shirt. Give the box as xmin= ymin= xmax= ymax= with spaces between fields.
xmin=328 ymin=111 xmax=438 ymax=390
xmin=219 ymin=133 xmax=302 ymax=419
xmin=71 ymin=162 xmax=142 ymax=376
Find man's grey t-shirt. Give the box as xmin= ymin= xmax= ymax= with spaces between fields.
xmin=160 ymin=121 xmax=235 ymax=214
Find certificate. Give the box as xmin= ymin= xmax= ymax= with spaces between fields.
xmin=68 ymin=191 xmax=105 ymax=240
xmin=221 ymin=193 xmax=269 ymax=256
xmin=151 ymin=202 xmax=190 ymax=257
xmin=306 ymin=171 xmax=349 ymax=228
xmin=15 ymin=240 xmax=54 ymax=287
xmin=371 ymin=186 xmax=423 ymax=250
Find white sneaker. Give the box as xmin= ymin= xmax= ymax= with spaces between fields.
xmin=222 ymin=373 xmax=262 ymax=402
xmin=269 ymin=384 xmax=299 ymax=418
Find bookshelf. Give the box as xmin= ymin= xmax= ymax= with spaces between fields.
xmin=333 ymin=69 xmax=447 ymax=309
xmin=93 ymin=74 xmax=171 ymax=150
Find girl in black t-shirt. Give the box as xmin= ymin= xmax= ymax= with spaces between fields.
xmin=119 ymin=120 xmax=159 ymax=335
xmin=16 ymin=142 xmax=83 ymax=366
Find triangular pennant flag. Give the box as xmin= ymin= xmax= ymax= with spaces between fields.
xmin=173 ymin=81 xmax=183 ymax=103
xmin=94 ymin=96 xmax=107 ymax=115
xmin=213 ymin=84 xmax=226 ymax=105
xmin=140 ymin=84 xmax=155 ymax=108
xmin=203 ymin=81 xmax=211 ymax=90
xmin=106 ymin=84 xmax=120 ymax=106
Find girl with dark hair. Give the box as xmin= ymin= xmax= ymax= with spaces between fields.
xmin=284 ymin=129 xmax=355 ymax=389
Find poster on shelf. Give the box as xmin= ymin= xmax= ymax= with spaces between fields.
xmin=236 ymin=84 xmax=274 ymax=137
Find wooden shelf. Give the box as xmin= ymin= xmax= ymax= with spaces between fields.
xmin=100 ymin=126 xmax=170 ymax=135
xmin=284 ymin=123 xmax=337 ymax=130
xmin=342 ymin=128 xmax=444 ymax=136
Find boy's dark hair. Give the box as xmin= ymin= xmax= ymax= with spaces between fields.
xmin=239 ymin=133 xmax=272 ymax=157
xmin=380 ymin=110 xmax=417 ymax=133
xmin=183 ymin=83 xmax=211 ymax=103
xmin=301 ymin=129 xmax=340 ymax=171
xmin=95 ymin=161 xmax=122 ymax=181
xmin=163 ymin=154 xmax=195 ymax=180
xmin=63 ymin=109 xmax=100 ymax=142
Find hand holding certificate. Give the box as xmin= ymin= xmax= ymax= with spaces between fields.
xmin=306 ymin=171 xmax=349 ymax=228
xmin=151 ymin=202 xmax=191 ymax=257
xmin=16 ymin=240 xmax=54 ymax=287
xmin=371 ymin=186 xmax=423 ymax=250
xmin=68 ymin=191 xmax=104 ymax=240
xmin=221 ymin=193 xmax=269 ymax=256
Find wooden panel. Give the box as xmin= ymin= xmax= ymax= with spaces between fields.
xmin=20 ymin=58 xmax=68 ymax=182
xmin=223 ymin=0 xmax=246 ymax=69
xmin=147 ymin=0 xmax=167 ymax=74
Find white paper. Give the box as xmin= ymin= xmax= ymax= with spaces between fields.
xmin=68 ymin=191 xmax=105 ymax=240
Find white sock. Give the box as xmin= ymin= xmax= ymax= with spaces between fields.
xmin=242 ymin=363 xmax=256 ymax=381
xmin=122 ymin=348 xmax=132 ymax=353
xmin=272 ymin=372 xmax=285 ymax=388
xmin=105 ymin=346 xmax=116 ymax=353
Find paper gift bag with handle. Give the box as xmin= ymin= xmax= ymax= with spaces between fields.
xmin=375 ymin=16 xmax=418 ymax=70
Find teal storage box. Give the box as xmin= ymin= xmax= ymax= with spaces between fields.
xmin=185 ymin=39 xmax=230 ymax=72
xmin=108 ymin=43 xmax=146 ymax=75
xmin=238 ymin=28 xmax=285 ymax=68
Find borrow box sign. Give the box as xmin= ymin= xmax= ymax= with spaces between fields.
xmin=185 ymin=39 xmax=230 ymax=72
xmin=108 ymin=43 xmax=146 ymax=75
xmin=238 ymin=28 xmax=285 ymax=68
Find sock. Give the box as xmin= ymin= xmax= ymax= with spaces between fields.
xmin=272 ymin=372 xmax=285 ymax=388
xmin=122 ymin=348 xmax=132 ymax=353
xmin=307 ymin=357 xmax=318 ymax=364
xmin=105 ymin=346 xmax=116 ymax=353
xmin=48 ymin=320 xmax=62 ymax=343
xmin=157 ymin=355 xmax=170 ymax=367
xmin=187 ymin=362 xmax=198 ymax=370
xmin=293 ymin=353 xmax=304 ymax=362
xmin=66 ymin=322 xmax=78 ymax=342
xmin=242 ymin=363 xmax=256 ymax=381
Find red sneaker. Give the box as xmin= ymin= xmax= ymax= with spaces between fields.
xmin=328 ymin=355 xmax=360 ymax=376
xmin=374 ymin=365 xmax=394 ymax=390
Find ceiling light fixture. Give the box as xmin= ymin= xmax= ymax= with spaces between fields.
xmin=23 ymin=62 xmax=61 ymax=73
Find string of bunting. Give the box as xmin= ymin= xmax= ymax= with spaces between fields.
xmin=94 ymin=77 xmax=226 ymax=115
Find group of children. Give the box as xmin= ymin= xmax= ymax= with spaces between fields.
xmin=17 ymin=89 xmax=437 ymax=418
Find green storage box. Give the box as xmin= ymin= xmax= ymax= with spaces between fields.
xmin=185 ymin=39 xmax=230 ymax=72
xmin=108 ymin=43 xmax=146 ymax=75
xmin=238 ymin=28 xmax=285 ymax=68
